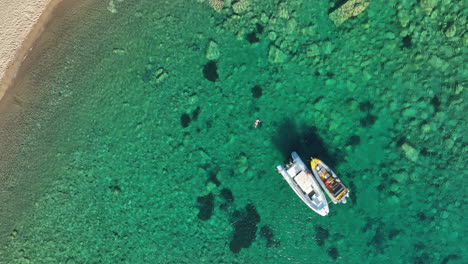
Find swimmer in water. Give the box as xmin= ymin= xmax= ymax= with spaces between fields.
xmin=253 ymin=118 xmax=262 ymax=128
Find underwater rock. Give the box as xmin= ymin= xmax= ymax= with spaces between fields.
xmin=108 ymin=185 xmax=122 ymax=195
xmin=209 ymin=0 xmax=224 ymax=13
xmin=8 ymin=229 xmax=18 ymax=240
xmin=321 ymin=41 xmax=334 ymax=55
xmin=188 ymin=93 xmax=199 ymax=106
xmin=417 ymin=212 xmax=427 ymax=221
xmin=393 ymin=173 xmax=409 ymax=183
xmin=420 ymin=0 xmax=439 ymax=14
xmin=207 ymin=169 xmax=221 ymax=186
xmin=402 ymin=35 xmax=412 ymax=49
xmin=245 ymin=23 xmax=264 ymax=44
xmin=402 ymin=108 xmax=417 ymax=118
xmin=219 ymin=188 xmax=234 ymax=211
xmin=229 ymin=203 xmax=261 ymax=253
xmin=206 ymin=40 xmax=220 ymax=61
xmin=428 ymin=55 xmax=449 ymax=71
xmin=441 ymin=254 xmax=461 ymax=264
xmin=180 ymin=113 xmax=191 ymax=128
xmin=246 ymin=31 xmax=260 ymax=44
xmin=220 ymin=188 xmax=234 ymax=203
xmin=191 ymin=106 xmax=201 ymax=120
xmin=325 ymin=79 xmax=336 ymax=86
xmin=306 ymin=44 xmax=320 ymax=57
xmin=260 ymin=225 xmax=279 ymax=248
xmin=329 ymin=0 xmax=370 ymax=26
xmin=232 ymin=0 xmax=250 ymax=14
xmin=444 ymin=23 xmax=456 ymax=38
xmin=388 ymin=194 xmax=401 ymax=205
xmin=277 ymin=2 xmax=289 ymax=19
xmin=346 ymin=135 xmax=361 ymax=147
xmin=206 ymin=182 xmax=217 ymax=193
xmin=196 ymin=193 xmax=215 ymax=220
xmin=267 ymin=31 xmax=278 ymax=41
xmin=197 ymin=149 xmax=211 ymax=161
xmin=327 ymin=246 xmax=339 ymax=260
xmin=286 ymin=18 xmax=298 ymax=34
xmin=314 ymin=225 xmax=330 ymax=247
xmin=401 ymin=143 xmax=419 ymax=162
xmin=251 ymin=85 xmax=262 ymax=98
xmin=260 ymin=225 xmax=273 ymax=240
xmin=151 ymin=67 xmax=169 ymax=84
xmin=268 ymin=45 xmax=287 ymax=64
xmin=441 ymin=210 xmax=449 ymax=219
xmin=203 ymin=61 xmax=219 ymax=82
xmin=359 ymin=101 xmax=373 ymax=112
xmin=360 ymin=114 xmax=377 ymax=127
xmin=388 ymin=229 xmax=401 ymax=240
xmin=107 ymin=0 xmax=118 ymax=13
xmin=368 ymin=227 xmax=386 ymax=253
xmin=397 ymin=9 xmax=411 ymax=28
xmin=255 ymin=23 xmax=264 ymax=34
xmin=112 ymin=48 xmax=126 ymax=55
xmin=389 ymin=183 xmax=400 ymax=193
xmin=237 ymin=153 xmax=249 ymax=173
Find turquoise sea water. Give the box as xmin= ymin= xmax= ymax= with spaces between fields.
xmin=0 ymin=0 xmax=466 ymax=263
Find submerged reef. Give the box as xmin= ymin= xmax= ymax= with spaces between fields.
xmin=203 ymin=61 xmax=219 ymax=82
xmin=229 ymin=203 xmax=261 ymax=253
xmin=329 ymin=0 xmax=370 ymax=26
xmin=196 ymin=193 xmax=215 ymax=220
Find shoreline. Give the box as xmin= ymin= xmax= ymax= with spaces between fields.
xmin=0 ymin=0 xmax=64 ymax=103
xmin=0 ymin=0 xmax=100 ymax=249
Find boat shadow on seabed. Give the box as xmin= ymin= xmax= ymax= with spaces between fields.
xmin=271 ymin=118 xmax=341 ymax=168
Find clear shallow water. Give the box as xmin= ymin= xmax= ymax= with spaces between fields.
xmin=0 ymin=0 xmax=466 ymax=263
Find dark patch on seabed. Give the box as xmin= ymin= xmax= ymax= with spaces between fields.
xmin=229 ymin=203 xmax=261 ymax=253
xmin=314 ymin=225 xmax=330 ymax=247
xmin=218 ymin=187 xmax=235 ymax=211
xmin=245 ymin=23 xmax=264 ymax=44
xmin=347 ymin=180 xmax=357 ymax=203
xmin=251 ymin=85 xmax=262 ymax=99
xmin=196 ymin=193 xmax=215 ymax=220
xmin=401 ymin=34 xmax=412 ymax=49
xmin=206 ymin=167 xmax=221 ymax=186
xmin=327 ymin=246 xmax=339 ymax=260
xmin=259 ymin=225 xmax=279 ymax=248
xmin=181 ymin=113 xmax=191 ymax=128
xmin=220 ymin=188 xmax=234 ymax=203
xmin=272 ymin=119 xmax=340 ymax=167
xmin=203 ymin=60 xmax=219 ymax=82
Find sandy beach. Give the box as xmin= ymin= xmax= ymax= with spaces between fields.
xmin=0 ymin=0 xmax=63 ymax=103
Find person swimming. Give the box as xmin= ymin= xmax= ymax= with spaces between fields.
xmin=253 ymin=118 xmax=262 ymax=128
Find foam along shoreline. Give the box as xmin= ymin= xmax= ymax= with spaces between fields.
xmin=0 ymin=0 xmax=64 ymax=103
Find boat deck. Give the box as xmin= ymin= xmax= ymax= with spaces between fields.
xmin=293 ymin=171 xmax=314 ymax=194
xmin=311 ymin=158 xmax=349 ymax=203
xmin=323 ymin=175 xmax=347 ymax=198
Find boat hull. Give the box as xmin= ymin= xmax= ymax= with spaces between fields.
xmin=277 ymin=152 xmax=329 ymax=216
xmin=310 ymin=158 xmax=350 ymax=204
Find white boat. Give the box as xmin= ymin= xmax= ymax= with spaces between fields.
xmin=276 ymin=152 xmax=329 ymax=216
xmin=310 ymin=158 xmax=350 ymax=204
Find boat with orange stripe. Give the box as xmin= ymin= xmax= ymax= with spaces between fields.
xmin=310 ymin=158 xmax=350 ymax=204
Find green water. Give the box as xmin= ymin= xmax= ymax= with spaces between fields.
xmin=0 ymin=0 xmax=466 ymax=263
